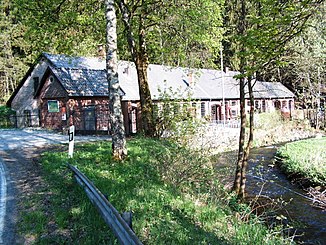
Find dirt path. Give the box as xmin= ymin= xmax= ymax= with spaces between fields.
xmin=0 ymin=147 xmax=47 ymax=244
xmin=0 ymin=129 xmax=111 ymax=244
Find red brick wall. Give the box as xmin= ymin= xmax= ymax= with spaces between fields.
xmin=67 ymin=98 xmax=110 ymax=132
xmin=40 ymin=99 xmax=67 ymax=130
xmin=40 ymin=96 xmax=111 ymax=133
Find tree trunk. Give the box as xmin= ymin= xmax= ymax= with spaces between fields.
xmin=136 ymin=55 xmax=154 ymax=136
xmin=233 ymin=76 xmax=255 ymax=199
xmin=239 ymin=77 xmax=255 ymax=198
xmin=117 ymin=1 xmax=155 ymax=136
xmin=105 ymin=0 xmax=127 ymax=160
xmin=233 ymin=76 xmax=246 ymax=195
xmin=233 ymin=0 xmax=253 ymax=199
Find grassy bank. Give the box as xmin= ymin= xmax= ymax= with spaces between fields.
xmin=277 ymin=137 xmax=326 ymax=186
xmin=19 ymin=137 xmax=291 ymax=244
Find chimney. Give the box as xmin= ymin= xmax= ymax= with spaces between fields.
xmin=97 ymin=44 xmax=105 ymax=60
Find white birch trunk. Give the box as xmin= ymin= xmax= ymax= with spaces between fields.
xmin=105 ymin=0 xmax=127 ymax=160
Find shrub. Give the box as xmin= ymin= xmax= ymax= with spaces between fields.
xmin=0 ymin=105 xmax=15 ymax=128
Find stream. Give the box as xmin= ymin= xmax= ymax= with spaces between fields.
xmin=218 ymin=145 xmax=326 ymax=244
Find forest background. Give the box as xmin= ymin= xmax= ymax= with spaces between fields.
xmin=0 ymin=0 xmax=325 ymax=106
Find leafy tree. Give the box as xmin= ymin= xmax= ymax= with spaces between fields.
xmin=106 ymin=0 xmax=127 ymax=160
xmin=116 ymin=0 xmax=223 ymax=136
xmin=12 ymin=0 xmax=106 ymax=57
xmin=279 ymin=3 xmax=325 ymax=111
xmin=0 ymin=105 xmax=15 ymax=128
xmin=0 ymin=0 xmax=28 ymax=104
xmin=223 ymin=0 xmax=324 ymax=198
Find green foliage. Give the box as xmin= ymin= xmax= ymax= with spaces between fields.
xmin=254 ymin=111 xmax=283 ymax=129
xmin=147 ymin=0 xmax=224 ymax=68
xmin=18 ymin=138 xmax=291 ymax=244
xmin=12 ymin=0 xmax=106 ymax=58
xmin=223 ymin=0 xmax=323 ymax=75
xmin=274 ymin=2 xmax=326 ymax=104
xmin=153 ymin=86 xmax=202 ymax=143
xmin=0 ymin=0 xmax=29 ymax=104
xmin=277 ymin=137 xmax=326 ymax=186
xmin=0 ymin=105 xmax=15 ymax=128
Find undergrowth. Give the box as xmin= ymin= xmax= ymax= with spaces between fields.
xmin=19 ymin=137 xmax=292 ymax=244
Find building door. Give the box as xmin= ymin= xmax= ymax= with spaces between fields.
xmin=23 ymin=110 xmax=32 ymax=127
xmin=211 ymin=105 xmax=222 ymax=122
xmin=84 ymin=106 xmax=96 ymax=131
xmin=274 ymin=100 xmax=281 ymax=110
xmin=129 ymin=106 xmax=137 ymax=134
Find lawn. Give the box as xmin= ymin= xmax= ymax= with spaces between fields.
xmin=19 ymin=137 xmax=291 ymax=244
xmin=277 ymin=137 xmax=326 ymax=186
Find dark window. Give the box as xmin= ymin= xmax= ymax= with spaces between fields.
xmin=84 ymin=106 xmax=96 ymax=131
xmin=255 ymin=101 xmax=259 ymax=109
xmin=201 ymin=102 xmax=206 ymax=117
xmin=33 ymin=77 xmax=39 ymax=95
xmin=173 ymin=103 xmax=180 ymax=115
xmin=153 ymin=104 xmax=159 ymax=119
xmin=191 ymin=102 xmax=197 ymax=116
xmin=231 ymin=110 xmax=237 ymax=117
xmin=262 ymin=100 xmax=266 ymax=112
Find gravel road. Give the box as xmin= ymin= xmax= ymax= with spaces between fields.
xmin=0 ymin=129 xmax=110 ymax=244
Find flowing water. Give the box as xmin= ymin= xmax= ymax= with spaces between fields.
xmin=218 ymin=146 xmax=326 ymax=244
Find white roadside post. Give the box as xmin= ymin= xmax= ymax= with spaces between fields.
xmin=68 ymin=125 xmax=75 ymax=158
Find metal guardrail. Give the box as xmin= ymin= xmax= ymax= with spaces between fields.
xmin=67 ymin=164 xmax=143 ymax=245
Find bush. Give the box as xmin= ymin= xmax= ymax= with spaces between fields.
xmin=254 ymin=111 xmax=283 ymax=129
xmin=153 ymin=86 xmax=202 ymax=146
xmin=0 ymin=105 xmax=15 ymax=128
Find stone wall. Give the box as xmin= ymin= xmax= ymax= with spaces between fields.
xmin=190 ymin=120 xmax=321 ymax=154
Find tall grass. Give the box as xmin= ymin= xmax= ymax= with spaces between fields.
xmin=19 ymin=137 xmax=291 ymax=244
xmin=277 ymin=137 xmax=326 ymax=186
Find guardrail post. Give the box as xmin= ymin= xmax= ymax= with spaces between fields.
xmin=121 ymin=211 xmax=133 ymax=230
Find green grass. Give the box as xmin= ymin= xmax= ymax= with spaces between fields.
xmin=277 ymin=137 xmax=326 ymax=186
xmin=19 ymin=137 xmax=291 ymax=244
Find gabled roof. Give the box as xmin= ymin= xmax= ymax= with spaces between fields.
xmin=43 ymin=53 xmax=106 ymax=70
xmin=50 ymin=67 xmax=111 ymax=97
xmin=253 ymin=81 xmax=296 ymax=99
xmin=8 ymin=53 xmax=295 ymax=105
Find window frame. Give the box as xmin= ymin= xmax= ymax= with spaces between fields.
xmin=47 ymin=100 xmax=60 ymax=113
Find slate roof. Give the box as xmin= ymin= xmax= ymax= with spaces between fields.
xmin=44 ymin=53 xmax=106 ymax=70
xmin=42 ymin=53 xmax=295 ymax=100
xmin=50 ymin=66 xmax=110 ymax=97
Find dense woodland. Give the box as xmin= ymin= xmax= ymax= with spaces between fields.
xmin=0 ymin=0 xmax=325 ymax=106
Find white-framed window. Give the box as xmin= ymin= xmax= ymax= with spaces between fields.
xmin=231 ymin=110 xmax=237 ymax=117
xmin=201 ymin=102 xmax=206 ymax=117
xmin=47 ymin=100 xmax=59 ymax=113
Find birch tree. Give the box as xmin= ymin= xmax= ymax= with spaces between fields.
xmin=106 ymin=0 xmax=127 ymax=160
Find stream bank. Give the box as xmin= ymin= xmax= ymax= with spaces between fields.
xmin=247 ymin=146 xmax=325 ymax=244
xmin=216 ymin=146 xmax=326 ymax=244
